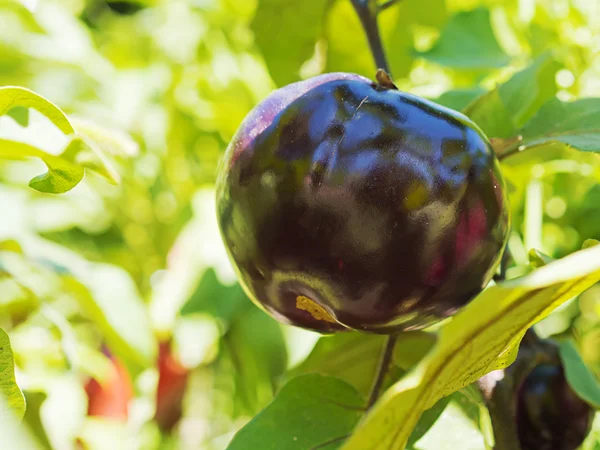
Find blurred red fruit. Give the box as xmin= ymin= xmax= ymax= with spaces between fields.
xmin=84 ymin=348 xmax=133 ymax=421
xmin=155 ymin=341 xmax=190 ymax=432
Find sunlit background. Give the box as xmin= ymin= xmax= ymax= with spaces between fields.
xmin=1 ymin=0 xmax=600 ymax=448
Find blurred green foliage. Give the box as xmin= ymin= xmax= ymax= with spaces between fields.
xmin=0 ymin=0 xmax=599 ymax=448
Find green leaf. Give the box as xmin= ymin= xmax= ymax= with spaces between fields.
xmin=0 ymin=327 xmax=25 ymax=419
xmin=7 ymin=106 xmax=29 ymax=127
xmin=583 ymin=239 xmax=600 ymax=249
xmin=450 ymin=386 xmax=484 ymax=428
xmin=225 ymin=306 xmax=288 ymax=416
xmin=418 ymin=8 xmax=509 ymax=69
xmin=326 ymin=1 xmax=417 ymax=78
xmin=528 ymin=249 xmax=554 ymax=268
xmin=0 ymin=86 xmax=73 ymax=135
xmin=0 ymin=88 xmax=120 ymax=192
xmin=432 ymin=88 xmax=487 ymax=111
xmin=463 ymin=90 xmax=517 ymax=139
xmin=326 ymin=0 xmax=406 ymax=78
xmin=410 ymin=400 xmax=486 ymax=450
xmin=393 ymin=332 xmax=437 ymax=370
xmin=0 ymin=138 xmax=84 ymax=193
xmin=519 ymin=98 xmax=600 ymax=152
xmin=325 ymin=1 xmax=371 ymax=76
xmin=287 ymin=333 xmax=385 ymax=397
xmin=406 ymin=395 xmax=452 ymax=448
xmin=0 ymin=134 xmax=119 ymax=193
xmin=342 ymin=244 xmax=600 ymax=450
xmin=252 ymin=0 xmax=328 ymax=86
xmin=400 ymin=0 xmax=447 ymax=28
xmin=464 ymin=55 xmax=560 ymax=139
xmin=497 ymin=54 xmax=561 ymax=128
xmin=22 ymin=391 xmax=52 ymax=449
xmin=227 ymin=374 xmax=364 ymax=450
xmin=180 ymin=268 xmax=250 ymax=324
xmin=559 ymin=340 xmax=600 ymax=409
xmin=287 ymin=332 xmax=435 ymax=398
xmin=385 ymin=3 xmax=417 ymax=79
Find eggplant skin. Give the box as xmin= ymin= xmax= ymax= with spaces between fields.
xmin=516 ymin=364 xmax=594 ymax=450
xmin=216 ymin=72 xmax=510 ymax=333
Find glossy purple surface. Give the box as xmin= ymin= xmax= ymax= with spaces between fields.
xmin=216 ymin=73 xmax=510 ymax=333
xmin=517 ymin=364 xmax=594 ymax=450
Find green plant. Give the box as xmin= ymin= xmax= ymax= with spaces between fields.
xmin=1 ymin=0 xmax=600 ymax=449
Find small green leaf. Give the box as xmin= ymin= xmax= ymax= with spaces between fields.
xmin=528 ymin=249 xmax=554 ymax=268
xmin=418 ymin=8 xmax=509 ymax=69
xmin=252 ymin=0 xmax=328 ymax=86
xmin=559 ymin=340 xmax=600 ymax=409
xmin=0 ymin=138 xmax=84 ymax=193
xmin=583 ymin=239 xmax=600 ymax=249
xmin=343 ymin=244 xmax=600 ymax=450
xmin=227 ymin=374 xmax=364 ymax=450
xmin=520 ymin=98 xmax=600 ymax=152
xmin=0 ymin=86 xmax=73 ymax=135
xmin=0 ymin=327 xmax=25 ymax=419
xmin=0 ymin=88 xmax=120 ymax=191
xmin=0 ymin=135 xmax=119 ymax=193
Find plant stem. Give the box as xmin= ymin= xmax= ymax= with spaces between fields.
xmin=378 ymin=0 xmax=400 ymax=11
xmin=490 ymin=136 xmax=525 ymax=161
xmin=352 ymin=0 xmax=396 ymax=410
xmin=367 ymin=334 xmax=397 ymax=408
xmin=521 ymin=327 xmax=542 ymax=347
xmin=493 ymin=247 xmax=511 ymax=283
xmin=350 ymin=0 xmax=391 ymax=74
